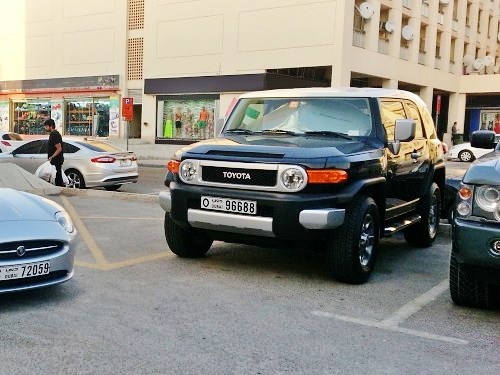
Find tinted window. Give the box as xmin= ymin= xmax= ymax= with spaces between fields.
xmin=75 ymin=141 xmax=123 ymax=152
xmin=14 ymin=140 xmax=47 ymax=154
xmin=380 ymin=100 xmax=406 ymax=141
xmin=63 ymin=142 xmax=80 ymax=154
xmin=404 ymin=100 xmax=424 ymax=138
xmin=7 ymin=133 xmax=23 ymax=141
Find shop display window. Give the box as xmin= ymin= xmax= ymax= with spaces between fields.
xmin=13 ymin=100 xmax=51 ymax=135
xmin=160 ymin=99 xmax=216 ymax=140
xmin=65 ymin=98 xmax=110 ymax=137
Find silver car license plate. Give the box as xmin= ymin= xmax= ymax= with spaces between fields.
xmin=0 ymin=261 xmax=50 ymax=280
xmin=201 ymin=196 xmax=257 ymax=215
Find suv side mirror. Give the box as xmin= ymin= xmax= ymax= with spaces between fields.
xmin=471 ymin=130 xmax=496 ymax=149
xmin=394 ymin=119 xmax=415 ymax=142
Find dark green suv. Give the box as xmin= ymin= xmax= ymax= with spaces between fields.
xmin=450 ymin=130 xmax=500 ymax=308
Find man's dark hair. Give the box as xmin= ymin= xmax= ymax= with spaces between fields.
xmin=44 ymin=118 xmax=56 ymax=128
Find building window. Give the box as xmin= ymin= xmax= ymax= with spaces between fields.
xmin=12 ymin=99 xmax=51 ymax=135
xmin=159 ymin=99 xmax=216 ymax=140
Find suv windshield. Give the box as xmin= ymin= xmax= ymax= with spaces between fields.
xmin=224 ymin=97 xmax=373 ymax=136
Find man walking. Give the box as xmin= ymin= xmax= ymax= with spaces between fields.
xmin=44 ymin=118 xmax=65 ymax=186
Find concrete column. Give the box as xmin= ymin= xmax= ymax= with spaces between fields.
xmin=419 ymin=86 xmax=433 ymax=110
xmin=382 ymin=79 xmax=398 ymax=89
xmin=448 ymin=92 xmax=466 ymax=134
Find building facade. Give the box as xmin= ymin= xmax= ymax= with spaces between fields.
xmin=0 ymin=0 xmax=499 ymax=146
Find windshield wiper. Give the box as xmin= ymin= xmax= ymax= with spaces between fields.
xmin=303 ymin=131 xmax=352 ymax=140
xmin=261 ymin=129 xmax=299 ymax=135
xmin=224 ymin=129 xmax=258 ymax=135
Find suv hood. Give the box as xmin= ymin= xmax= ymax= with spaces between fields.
xmin=463 ymin=152 xmax=500 ymax=185
xmin=175 ymin=136 xmax=383 ymax=161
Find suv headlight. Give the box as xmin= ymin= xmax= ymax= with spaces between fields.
xmin=279 ymin=167 xmax=307 ymax=191
xmin=457 ymin=184 xmax=500 ymax=221
xmin=179 ymin=160 xmax=197 ymax=182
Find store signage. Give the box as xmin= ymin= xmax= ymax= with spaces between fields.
xmin=122 ymin=98 xmax=133 ymax=120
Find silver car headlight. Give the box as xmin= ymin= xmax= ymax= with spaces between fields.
xmin=179 ymin=160 xmax=197 ymax=182
xmin=56 ymin=211 xmax=75 ymax=233
xmin=457 ymin=184 xmax=500 ymax=222
xmin=475 ymin=185 xmax=500 ymax=221
xmin=280 ymin=167 xmax=306 ymax=191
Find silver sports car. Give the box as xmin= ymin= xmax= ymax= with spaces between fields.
xmin=0 ymin=188 xmax=76 ymax=293
xmin=0 ymin=138 xmax=138 ymax=190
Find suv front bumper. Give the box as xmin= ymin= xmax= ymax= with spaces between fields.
xmin=159 ymin=185 xmax=346 ymax=240
xmin=452 ymin=218 xmax=500 ymax=282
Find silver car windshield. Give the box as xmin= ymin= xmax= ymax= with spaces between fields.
xmin=224 ymin=97 xmax=373 ymax=137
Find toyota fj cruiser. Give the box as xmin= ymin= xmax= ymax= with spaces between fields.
xmin=160 ymin=88 xmax=445 ymax=284
xmin=450 ymin=130 xmax=500 ymax=308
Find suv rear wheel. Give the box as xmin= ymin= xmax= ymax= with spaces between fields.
xmin=404 ymin=182 xmax=440 ymax=247
xmin=327 ymin=196 xmax=379 ymax=284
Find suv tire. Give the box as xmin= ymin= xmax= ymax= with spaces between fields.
xmin=449 ymin=252 xmax=490 ymax=308
xmin=164 ymin=213 xmax=213 ymax=258
xmin=327 ymin=196 xmax=379 ymax=284
xmin=404 ymin=182 xmax=440 ymax=247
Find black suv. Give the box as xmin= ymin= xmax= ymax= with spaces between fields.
xmin=160 ymin=88 xmax=445 ymax=284
xmin=450 ymin=130 xmax=500 ymax=308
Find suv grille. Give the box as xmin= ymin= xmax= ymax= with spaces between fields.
xmin=202 ymin=166 xmax=277 ymax=187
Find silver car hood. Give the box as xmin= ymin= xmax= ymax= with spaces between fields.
xmin=0 ymin=188 xmax=59 ymax=221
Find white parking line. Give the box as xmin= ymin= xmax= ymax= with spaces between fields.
xmin=312 ymin=279 xmax=469 ymax=346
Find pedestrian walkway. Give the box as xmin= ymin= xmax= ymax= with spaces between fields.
xmin=0 ymin=163 xmax=61 ymax=195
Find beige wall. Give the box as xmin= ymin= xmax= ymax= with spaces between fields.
xmin=0 ymin=0 xmax=127 ymax=80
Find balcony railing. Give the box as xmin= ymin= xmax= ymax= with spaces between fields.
xmin=353 ymin=30 xmax=365 ymax=47
xmin=403 ymin=0 xmax=412 ymax=9
xmin=421 ymin=3 xmax=429 ymax=17
xmin=378 ymin=39 xmax=389 ymax=55
xmin=400 ymin=46 xmax=409 ymax=60
xmin=418 ymin=51 xmax=426 ymax=65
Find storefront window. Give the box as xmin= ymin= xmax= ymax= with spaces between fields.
xmin=13 ymin=99 xmax=51 ymax=135
xmin=65 ymin=97 xmax=110 ymax=137
xmin=160 ymin=99 xmax=216 ymax=140
xmin=480 ymin=110 xmax=500 ymax=134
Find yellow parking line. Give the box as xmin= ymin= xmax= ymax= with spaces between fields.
xmin=60 ymin=195 xmax=109 ymax=266
xmin=100 ymin=251 xmax=172 ymax=271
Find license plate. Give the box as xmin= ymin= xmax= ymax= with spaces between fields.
xmin=0 ymin=261 xmax=50 ymax=281
xmin=201 ymin=196 xmax=257 ymax=215
xmin=120 ymin=159 xmax=131 ymax=166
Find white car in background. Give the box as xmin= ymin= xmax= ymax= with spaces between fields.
xmin=0 ymin=131 xmax=27 ymax=153
xmin=446 ymin=134 xmax=500 ymax=162
xmin=0 ymin=138 xmax=139 ymax=190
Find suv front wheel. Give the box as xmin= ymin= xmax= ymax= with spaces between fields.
xmin=449 ymin=252 xmax=491 ymax=308
xmin=327 ymin=196 xmax=380 ymax=284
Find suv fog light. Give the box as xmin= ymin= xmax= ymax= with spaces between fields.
xmin=489 ymin=241 xmax=500 ymax=257
xmin=456 ymin=201 xmax=471 ymax=216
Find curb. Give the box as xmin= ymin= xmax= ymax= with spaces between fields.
xmin=58 ymin=187 xmax=160 ymax=202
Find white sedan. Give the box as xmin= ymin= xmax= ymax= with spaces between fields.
xmin=0 ymin=131 xmax=27 ymax=153
xmin=446 ymin=134 xmax=500 ymax=162
xmin=0 ymin=188 xmax=76 ymax=293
